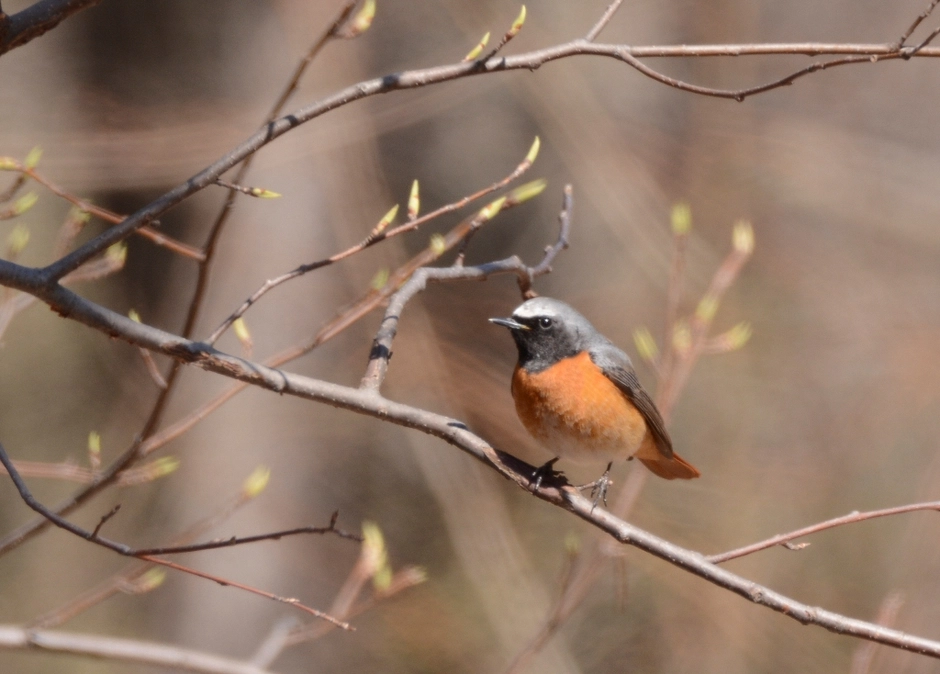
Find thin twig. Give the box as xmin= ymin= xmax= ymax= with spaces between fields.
xmin=0 ymin=444 xmax=358 ymax=557
xmin=518 ymin=184 xmax=571 ymax=298
xmin=896 ymin=0 xmax=940 ymax=49
xmin=135 ymin=555 xmax=352 ymax=630
xmin=0 ymin=442 xmax=354 ymax=628
xmin=585 ymin=0 xmax=625 ymax=42
xmin=30 ymin=475 xmax=265 ymax=629
xmin=5 ymin=162 xmax=204 ymax=260
xmin=205 ymin=146 xmax=537 ymax=345
xmin=850 ymin=592 xmax=905 ymax=674
xmin=91 ymin=504 xmax=120 ymax=537
xmin=908 ymin=23 xmax=940 ymax=57
xmin=708 ymin=501 xmax=940 ymax=564
xmin=137 ymin=348 xmax=169 ymax=388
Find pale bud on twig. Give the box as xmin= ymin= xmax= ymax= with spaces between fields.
xmin=362 ymin=521 xmax=392 ymax=591
xmin=428 ymin=234 xmax=446 ymax=256
xmin=242 ymin=465 xmax=271 ymax=498
xmin=370 ymin=267 xmax=390 ymax=290
xmin=524 ymin=136 xmax=541 ymax=165
xmin=695 ymin=293 xmax=719 ymax=323
xmin=407 ymin=180 xmax=420 ymax=220
xmin=671 ymin=202 xmax=692 ymax=235
xmin=88 ymin=431 xmax=102 ymax=471
xmin=477 ymin=196 xmax=507 ymax=221
xmin=506 ymin=178 xmax=546 ymax=204
xmin=11 ymin=192 xmax=38 ymax=217
xmin=24 ymin=147 xmax=42 ymax=170
xmin=249 ymin=187 xmax=282 ymax=199
xmin=344 ymin=0 xmax=376 ymax=38
xmin=672 ymin=320 xmax=692 ymax=354
xmin=707 ymin=321 xmax=752 ymax=353
xmin=463 ymin=32 xmax=491 ymax=61
xmin=6 ymin=224 xmax=30 ymax=258
xmin=633 ymin=326 xmax=659 ymax=362
xmin=733 ymin=219 xmax=754 ymax=255
xmin=232 ymin=317 xmax=253 ymax=356
xmin=507 ymin=5 xmax=527 ymax=40
xmin=368 ymin=204 xmax=399 ymax=241
xmin=126 ymin=568 xmax=167 ymax=594
xmin=106 ymin=242 xmax=127 ymax=266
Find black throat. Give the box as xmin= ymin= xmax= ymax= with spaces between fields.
xmin=512 ymin=329 xmax=581 ymax=375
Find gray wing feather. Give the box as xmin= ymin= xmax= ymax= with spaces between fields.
xmin=589 ymin=344 xmax=673 ymax=457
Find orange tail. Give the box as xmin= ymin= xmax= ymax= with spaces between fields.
xmin=639 ymin=452 xmax=701 ymax=480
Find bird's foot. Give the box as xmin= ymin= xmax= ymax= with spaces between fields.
xmin=576 ymin=462 xmax=613 ymax=511
xmin=530 ymin=457 xmax=563 ymax=491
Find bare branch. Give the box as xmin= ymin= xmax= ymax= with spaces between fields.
xmin=897 ymin=0 xmax=940 ymax=48
xmin=0 ymin=0 xmax=101 ymax=56
xmin=135 ymin=555 xmax=352 ymax=629
xmin=708 ymin=501 xmax=940 ymax=564
xmin=0 ymin=624 xmax=275 ymax=674
xmin=585 ymin=0 xmax=625 ymax=42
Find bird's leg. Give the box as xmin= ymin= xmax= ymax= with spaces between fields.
xmin=531 ymin=457 xmax=561 ymax=491
xmin=576 ymin=462 xmax=613 ymax=510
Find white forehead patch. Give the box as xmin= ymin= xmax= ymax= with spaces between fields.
xmin=512 ymin=297 xmax=563 ymax=320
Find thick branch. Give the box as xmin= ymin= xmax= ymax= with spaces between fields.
xmin=0 ymin=0 xmax=101 ymax=55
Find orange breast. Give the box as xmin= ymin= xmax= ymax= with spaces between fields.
xmin=511 ymin=352 xmax=650 ymax=464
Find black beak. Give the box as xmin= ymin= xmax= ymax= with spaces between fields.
xmin=489 ymin=317 xmax=529 ymax=331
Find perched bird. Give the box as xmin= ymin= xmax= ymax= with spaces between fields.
xmin=490 ymin=297 xmax=699 ymax=497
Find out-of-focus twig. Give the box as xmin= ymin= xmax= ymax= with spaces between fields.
xmin=850 ymin=592 xmax=905 ymax=674
xmin=0 ymin=442 xmax=354 ymax=629
xmin=0 ymin=624 xmax=275 ymax=674
xmin=29 ymin=467 xmax=271 ymax=629
xmin=0 ymin=160 xmax=204 ymax=260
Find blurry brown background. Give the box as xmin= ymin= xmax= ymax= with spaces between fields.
xmin=2 ymin=0 xmax=940 ymax=672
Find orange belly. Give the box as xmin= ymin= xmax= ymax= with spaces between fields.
xmin=511 ymin=352 xmax=651 ymax=464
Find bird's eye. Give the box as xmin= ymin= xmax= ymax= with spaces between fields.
xmin=538 ymin=317 xmax=553 ymax=329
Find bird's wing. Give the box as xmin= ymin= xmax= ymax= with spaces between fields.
xmin=589 ymin=345 xmax=673 ymax=458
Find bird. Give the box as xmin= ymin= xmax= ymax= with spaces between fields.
xmin=490 ymin=297 xmax=699 ymax=499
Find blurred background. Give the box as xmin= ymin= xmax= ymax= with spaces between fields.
xmin=2 ymin=0 xmax=940 ymax=672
